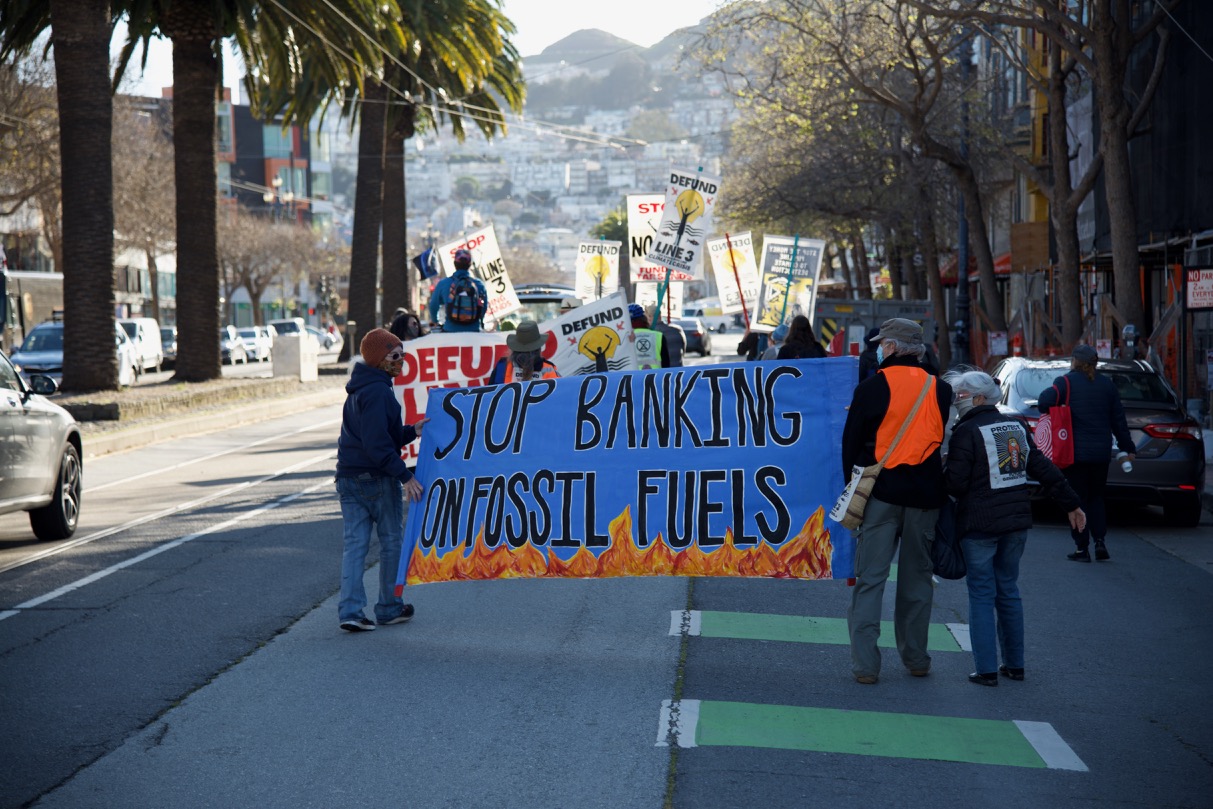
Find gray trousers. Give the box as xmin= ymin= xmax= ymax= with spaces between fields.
xmin=847 ymin=496 xmax=938 ymax=678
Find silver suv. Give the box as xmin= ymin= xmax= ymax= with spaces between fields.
xmin=0 ymin=349 xmax=83 ymax=540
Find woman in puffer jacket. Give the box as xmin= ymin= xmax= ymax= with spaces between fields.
xmin=943 ymin=369 xmax=1086 ymax=687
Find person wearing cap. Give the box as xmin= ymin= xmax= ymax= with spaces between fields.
xmin=761 ymin=322 xmax=789 ymax=360
xmin=335 ymin=328 xmax=429 ymax=632
xmin=629 ymin=303 xmax=664 ymax=370
xmin=489 ymin=320 xmax=561 ymax=384
xmin=841 ymin=317 xmax=953 ymax=684
xmin=777 ymin=314 xmax=827 ymax=360
xmin=427 ymin=248 xmax=487 ymax=332
xmin=1037 ymin=344 xmax=1136 ymax=562
xmin=858 ymin=326 xmax=882 ymax=381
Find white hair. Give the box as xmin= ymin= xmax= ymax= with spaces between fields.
xmin=884 ymin=337 xmax=926 ymax=360
xmin=942 ymin=366 xmax=1001 ymax=401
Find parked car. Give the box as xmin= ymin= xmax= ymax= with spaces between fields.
xmin=11 ymin=321 xmax=138 ymax=387
xmin=237 ymin=325 xmax=273 ymax=362
xmin=0 ymin=348 xmax=83 ymax=540
xmin=160 ymin=325 xmax=177 ymax=368
xmin=991 ymin=356 xmax=1206 ymax=526
xmin=268 ymin=317 xmax=305 ymax=338
xmin=675 ymin=317 xmax=712 ymax=356
xmin=683 ymin=298 xmax=735 ymax=334
xmin=118 ymin=317 xmax=164 ymax=373
xmin=220 ymin=325 xmax=248 ymax=364
xmin=305 ymin=324 xmax=339 ymax=351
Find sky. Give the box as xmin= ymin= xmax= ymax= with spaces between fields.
xmin=111 ymin=1 xmax=723 ymax=99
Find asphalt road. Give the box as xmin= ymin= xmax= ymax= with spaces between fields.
xmin=0 ymin=355 xmax=1210 ymax=808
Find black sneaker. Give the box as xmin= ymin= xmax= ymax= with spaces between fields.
xmin=379 ymin=604 xmax=415 ymax=625
xmin=1094 ymin=541 xmax=1110 ymax=561
xmin=340 ymin=616 xmax=376 ymax=632
xmin=969 ymin=672 xmax=999 ymax=687
xmin=1067 ymin=549 xmax=1091 ymax=562
xmin=999 ymin=665 xmax=1025 ymax=681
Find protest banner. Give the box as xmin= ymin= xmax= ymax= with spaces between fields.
xmin=643 ymin=168 xmax=721 ymax=278
xmin=436 ymin=226 xmax=522 ymax=321
xmin=628 ymin=194 xmax=695 ymax=284
xmin=539 ymin=289 xmax=637 ymax=376
xmin=707 ymin=232 xmax=761 ymax=317
xmin=574 ymin=241 xmax=621 ymax=301
xmin=395 ymin=357 xmax=858 ymax=590
xmin=753 ymin=235 xmax=827 ymax=332
xmin=635 ymin=281 xmax=684 ymax=322
xmin=393 ymin=332 xmax=511 ymax=465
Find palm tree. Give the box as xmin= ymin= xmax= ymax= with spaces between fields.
xmin=250 ymin=0 xmax=524 ymax=359
xmin=2 ymin=0 xmax=117 ymax=392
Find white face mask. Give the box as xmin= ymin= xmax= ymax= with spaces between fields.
xmin=954 ymin=396 xmax=980 ymax=416
xmin=876 ymin=344 xmax=885 ymax=364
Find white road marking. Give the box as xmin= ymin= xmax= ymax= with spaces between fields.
xmin=0 ymin=450 xmax=335 ymax=576
xmin=946 ymin=622 xmax=972 ymax=651
xmin=669 ymin=609 xmax=702 ymax=636
xmin=86 ymin=418 xmax=341 ymax=493
xmin=656 ymin=699 xmax=700 ymax=748
xmin=1014 ymin=720 xmax=1089 ymax=771
xmin=0 ymin=477 xmax=332 ymax=622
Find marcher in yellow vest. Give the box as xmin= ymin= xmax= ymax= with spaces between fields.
xmin=629 ymin=303 xmax=663 ymax=370
xmin=489 ymin=320 xmax=560 ymax=384
xmin=840 ymin=318 xmax=952 ymax=685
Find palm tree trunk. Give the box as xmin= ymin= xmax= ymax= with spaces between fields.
xmin=380 ymin=128 xmax=408 ymax=318
xmin=167 ymin=15 xmax=222 ymax=381
xmin=50 ymin=0 xmax=115 ymax=392
xmin=342 ymin=78 xmax=386 ymax=361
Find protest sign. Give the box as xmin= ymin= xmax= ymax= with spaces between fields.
xmin=628 ymin=194 xmax=695 ymax=283
xmin=396 ymin=357 xmax=858 ymax=589
xmin=436 ymin=225 xmax=522 ymax=321
xmin=539 ymin=289 xmax=637 ymax=376
xmin=707 ymin=232 xmax=761 ymax=317
xmin=574 ymin=241 xmax=621 ymax=301
xmin=643 ymin=168 xmax=720 ymax=278
xmin=753 ymin=235 xmax=826 ymax=332
xmin=635 ymin=281 xmax=684 ymax=322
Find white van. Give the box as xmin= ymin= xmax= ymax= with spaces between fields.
xmin=118 ymin=317 xmax=164 ymax=373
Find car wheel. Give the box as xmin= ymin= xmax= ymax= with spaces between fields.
xmin=1163 ymin=494 xmax=1203 ymax=527
xmin=29 ymin=443 xmax=82 ymax=541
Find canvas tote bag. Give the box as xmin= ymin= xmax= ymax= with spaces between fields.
xmin=1034 ymin=376 xmax=1074 ymax=469
xmin=831 ymin=376 xmax=934 ymax=531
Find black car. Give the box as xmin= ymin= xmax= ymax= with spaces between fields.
xmin=991 ymin=356 xmax=1206 ymax=526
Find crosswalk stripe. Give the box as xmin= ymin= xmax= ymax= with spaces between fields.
xmin=657 ymin=700 xmax=1085 ymax=769
xmin=671 ymin=610 xmax=963 ymax=652
xmin=946 ymin=622 xmax=972 ymax=651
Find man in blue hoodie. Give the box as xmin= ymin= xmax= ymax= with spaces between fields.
xmin=335 ymin=328 xmax=428 ymax=632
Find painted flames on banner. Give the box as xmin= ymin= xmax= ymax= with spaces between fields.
xmin=405 ymin=505 xmax=832 ymax=585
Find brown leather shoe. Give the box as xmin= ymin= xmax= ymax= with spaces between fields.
xmin=910 ymin=668 xmax=930 ymax=677
xmin=855 ymin=675 xmax=878 ymax=685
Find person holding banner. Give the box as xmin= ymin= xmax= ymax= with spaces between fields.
xmin=629 ymin=304 xmax=664 ymax=370
xmin=489 ymin=320 xmax=561 ymax=384
xmin=335 ymin=328 xmax=429 ymax=632
xmin=1037 ymin=344 xmax=1135 ymax=563
xmin=842 ymin=318 xmax=952 ymax=684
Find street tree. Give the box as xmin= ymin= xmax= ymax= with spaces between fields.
xmin=218 ymin=210 xmax=315 ymax=323
xmin=112 ymin=96 xmax=175 ymax=323
xmin=0 ymin=55 xmax=61 ymax=274
xmin=913 ymin=0 xmax=1179 ymax=340
xmin=2 ymin=0 xmax=117 ymax=391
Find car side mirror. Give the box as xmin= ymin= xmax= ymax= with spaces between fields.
xmin=28 ymin=374 xmax=58 ymax=395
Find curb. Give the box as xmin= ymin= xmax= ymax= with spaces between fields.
xmin=80 ymin=386 xmax=346 ymax=459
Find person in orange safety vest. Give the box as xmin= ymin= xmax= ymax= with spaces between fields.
xmin=840 ymin=317 xmax=952 ymax=686
xmin=489 ymin=320 xmax=561 ymax=384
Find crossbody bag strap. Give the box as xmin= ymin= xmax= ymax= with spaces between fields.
xmin=874 ymin=375 xmax=934 ymax=471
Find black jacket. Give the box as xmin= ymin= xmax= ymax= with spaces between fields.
xmin=777 ymin=338 xmax=826 ymax=360
xmin=945 ymin=405 xmax=1080 ymax=535
xmin=841 ymin=354 xmax=952 ymax=508
xmin=1037 ymin=370 xmax=1135 ymax=463
xmin=857 ymin=347 xmax=879 ymax=382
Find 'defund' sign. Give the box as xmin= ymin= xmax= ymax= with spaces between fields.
xmin=396 ymin=357 xmax=857 ymax=591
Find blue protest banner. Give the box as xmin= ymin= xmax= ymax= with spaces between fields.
xmin=395 ymin=358 xmax=857 ymax=590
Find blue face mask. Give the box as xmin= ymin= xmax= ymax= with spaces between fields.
xmin=876 ymin=344 xmax=885 ymax=364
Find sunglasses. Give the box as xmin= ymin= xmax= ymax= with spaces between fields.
xmin=384 ymin=348 xmax=405 ymax=363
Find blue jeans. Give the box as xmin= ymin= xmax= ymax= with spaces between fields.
xmin=336 ymin=475 xmax=408 ymax=623
xmin=961 ymin=530 xmax=1027 ymax=674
